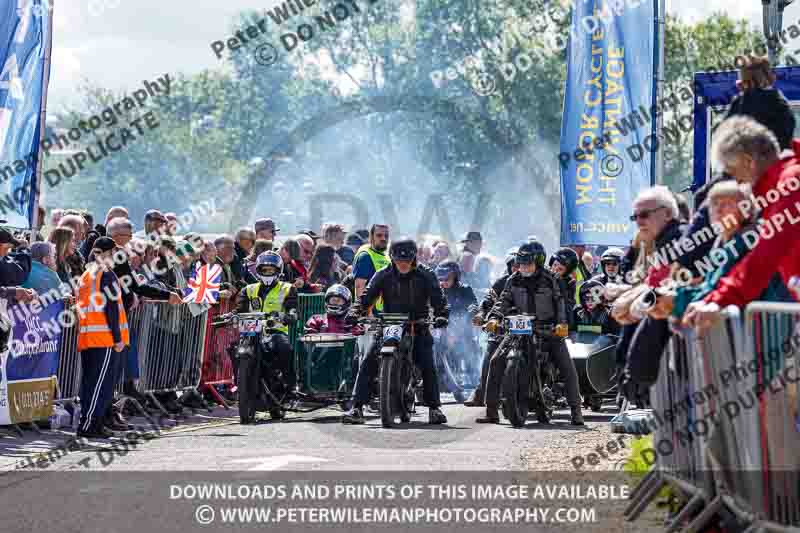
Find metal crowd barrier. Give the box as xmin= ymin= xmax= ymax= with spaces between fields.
xmin=625 ymin=303 xmax=800 ymax=532
xmin=133 ymin=302 xmax=208 ymax=393
xmin=54 ymin=304 xmax=81 ymax=404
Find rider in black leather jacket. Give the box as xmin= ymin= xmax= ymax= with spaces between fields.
xmin=343 ymin=238 xmax=450 ymax=425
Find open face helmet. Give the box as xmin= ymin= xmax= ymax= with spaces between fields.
xmin=389 ymin=237 xmax=417 ymax=262
xmin=517 ymin=240 xmax=546 ymax=268
xmin=600 ymin=247 xmax=624 ymax=276
xmin=550 ymin=247 xmax=579 ymax=276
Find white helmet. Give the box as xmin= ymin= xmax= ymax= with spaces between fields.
xmin=324 ymin=284 xmax=352 ymax=316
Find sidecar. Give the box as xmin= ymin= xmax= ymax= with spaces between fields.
xmin=568 ymin=328 xmax=619 ymax=412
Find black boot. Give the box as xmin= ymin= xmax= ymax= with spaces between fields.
xmin=428 ymin=407 xmax=447 ymax=424
xmin=464 ymin=390 xmax=484 ymax=407
xmin=570 ymin=406 xmax=585 ymax=426
xmin=476 ymin=406 xmax=500 ymax=424
xmin=342 ymin=406 xmax=365 ymax=424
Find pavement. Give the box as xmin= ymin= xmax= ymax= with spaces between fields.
xmin=1 ymin=395 xmax=627 ymax=472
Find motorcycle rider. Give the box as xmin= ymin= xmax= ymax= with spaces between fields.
xmin=236 ymin=251 xmax=298 ymax=420
xmin=465 ymin=247 xmax=520 ymax=407
xmin=481 ymin=242 xmax=584 ymax=426
xmin=342 ymin=237 xmax=450 ymax=425
xmin=549 ymin=247 xmax=581 ymax=328
xmin=435 ymin=261 xmax=479 ymax=391
xmin=592 ymin=247 xmax=625 ymax=285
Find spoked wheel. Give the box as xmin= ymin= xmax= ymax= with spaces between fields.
xmin=501 ymin=349 xmax=530 ymax=428
xmin=237 ymin=354 xmax=258 ymax=424
xmin=399 ymin=360 xmax=416 ymax=423
xmin=529 ymin=361 xmax=551 ymax=424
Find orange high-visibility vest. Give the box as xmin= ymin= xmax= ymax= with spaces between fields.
xmin=77 ymin=268 xmax=129 ymax=351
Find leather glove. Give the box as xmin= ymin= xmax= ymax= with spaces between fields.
xmin=433 ymin=316 xmax=449 ymax=329
xmin=483 ymin=319 xmax=500 ymax=334
xmin=345 ymin=312 xmax=359 ymax=326
xmin=555 ymin=323 xmax=569 ymax=338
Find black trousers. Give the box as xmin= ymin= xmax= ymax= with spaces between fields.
xmin=484 ymin=335 xmax=580 ymax=409
xmin=473 ymin=337 xmax=500 ymax=404
xmin=79 ymin=347 xmax=117 ymax=432
xmin=352 ymin=329 xmax=441 ymax=408
xmin=260 ymin=332 xmax=294 ymax=387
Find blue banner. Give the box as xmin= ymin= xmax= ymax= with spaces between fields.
xmin=6 ymin=299 xmax=63 ymax=379
xmin=0 ymin=0 xmax=52 ymax=229
xmin=559 ymin=0 xmax=657 ymax=246
xmin=0 ymin=298 xmax=62 ymax=425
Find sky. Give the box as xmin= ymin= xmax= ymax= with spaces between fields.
xmin=43 ymin=0 xmax=787 ymax=111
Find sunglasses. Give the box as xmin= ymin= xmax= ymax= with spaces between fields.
xmin=629 ymin=207 xmax=664 ymax=221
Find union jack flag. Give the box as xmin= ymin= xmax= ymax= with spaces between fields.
xmin=183 ymin=262 xmax=222 ymax=304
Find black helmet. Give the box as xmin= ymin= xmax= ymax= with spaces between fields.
xmin=516 ymin=240 xmax=546 ymax=267
xmin=435 ymin=260 xmax=461 ymax=282
xmin=389 ymin=237 xmax=417 ymax=262
xmin=579 ymin=279 xmax=605 ymax=308
xmin=550 ymin=247 xmax=579 ymax=276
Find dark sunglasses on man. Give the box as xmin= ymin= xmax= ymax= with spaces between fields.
xmin=629 ymin=206 xmax=664 ymax=221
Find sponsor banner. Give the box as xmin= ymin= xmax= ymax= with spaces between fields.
xmin=0 ymin=299 xmax=63 ymax=424
xmin=0 ymin=0 xmax=53 ymax=228
xmin=559 ymin=0 xmax=657 ymax=245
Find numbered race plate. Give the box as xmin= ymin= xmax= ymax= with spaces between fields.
xmin=239 ymin=319 xmax=262 ymax=336
xmin=383 ymin=325 xmax=403 ymax=342
xmin=506 ymin=315 xmax=533 ymax=336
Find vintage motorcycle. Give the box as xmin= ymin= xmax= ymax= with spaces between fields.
xmin=213 ymin=310 xmax=359 ymax=424
xmin=358 ymin=313 xmax=440 ymax=428
xmin=492 ymin=314 xmax=559 ymax=428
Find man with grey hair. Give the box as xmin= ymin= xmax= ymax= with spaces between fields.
xmin=214 ymin=234 xmax=239 ymax=299
xmin=685 ymin=115 xmax=800 ymax=333
xmin=710 ymin=115 xmax=782 ymax=185
xmin=105 ymin=206 xmax=129 ymax=226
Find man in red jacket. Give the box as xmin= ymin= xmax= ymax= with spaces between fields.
xmin=684 ymin=116 xmax=800 ymax=333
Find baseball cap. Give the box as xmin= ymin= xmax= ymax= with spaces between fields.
xmin=176 ymin=240 xmax=196 ymax=258
xmin=93 ymin=236 xmax=117 ymax=253
xmin=255 ymin=218 xmax=279 ymax=233
xmin=345 ymin=233 xmax=364 ymax=247
xmin=145 ymin=209 xmax=167 ymax=223
xmin=460 ymin=231 xmax=483 ymax=243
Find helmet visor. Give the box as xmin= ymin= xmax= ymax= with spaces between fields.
xmin=515 ymin=252 xmax=535 ymax=265
xmin=257 ymin=265 xmax=279 ymax=276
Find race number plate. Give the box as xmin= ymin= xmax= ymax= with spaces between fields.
xmin=383 ymin=325 xmax=403 ymax=342
xmin=239 ymin=319 xmax=261 ymax=336
xmin=507 ymin=316 xmax=533 ymax=335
